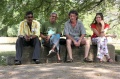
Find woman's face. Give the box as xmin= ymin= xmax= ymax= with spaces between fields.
xmin=95 ymin=15 xmax=102 ymax=23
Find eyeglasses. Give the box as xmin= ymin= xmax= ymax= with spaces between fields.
xmin=51 ymin=16 xmax=57 ymax=17
xmin=27 ymin=16 xmax=33 ymax=18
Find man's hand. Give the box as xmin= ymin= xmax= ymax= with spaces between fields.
xmin=24 ymin=35 xmax=30 ymax=41
xmin=73 ymin=40 xmax=80 ymax=47
xmin=45 ymin=35 xmax=51 ymax=42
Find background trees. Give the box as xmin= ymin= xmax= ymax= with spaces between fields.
xmin=0 ymin=0 xmax=119 ymax=37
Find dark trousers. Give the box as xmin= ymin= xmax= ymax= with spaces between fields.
xmin=15 ymin=37 xmax=41 ymax=61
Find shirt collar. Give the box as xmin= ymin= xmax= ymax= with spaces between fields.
xmin=24 ymin=19 xmax=34 ymax=26
xmin=68 ymin=19 xmax=78 ymax=23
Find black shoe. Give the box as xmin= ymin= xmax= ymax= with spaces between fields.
xmin=33 ymin=59 xmax=40 ymax=64
xmin=14 ymin=60 xmax=21 ymax=65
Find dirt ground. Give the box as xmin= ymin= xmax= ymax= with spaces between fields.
xmin=0 ymin=62 xmax=120 ymax=79
xmin=0 ymin=38 xmax=120 ymax=79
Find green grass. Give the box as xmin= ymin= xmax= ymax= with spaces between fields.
xmin=0 ymin=51 xmax=15 ymax=66
xmin=114 ymin=44 xmax=120 ymax=55
xmin=115 ymin=50 xmax=120 ymax=55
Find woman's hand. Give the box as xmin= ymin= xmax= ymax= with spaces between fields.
xmin=108 ymin=34 xmax=117 ymax=38
xmin=100 ymin=32 xmax=105 ymax=37
xmin=100 ymin=20 xmax=105 ymax=27
xmin=100 ymin=20 xmax=105 ymax=34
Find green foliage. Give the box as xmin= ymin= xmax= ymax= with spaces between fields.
xmin=0 ymin=0 xmax=120 ymax=37
xmin=0 ymin=51 xmax=15 ymax=66
xmin=7 ymin=25 xmax=18 ymax=37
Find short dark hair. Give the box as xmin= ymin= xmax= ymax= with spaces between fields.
xmin=68 ymin=10 xmax=78 ymax=20
xmin=26 ymin=11 xmax=33 ymax=16
xmin=69 ymin=10 xmax=78 ymax=16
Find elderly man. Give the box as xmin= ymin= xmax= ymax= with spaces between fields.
xmin=40 ymin=12 xmax=62 ymax=63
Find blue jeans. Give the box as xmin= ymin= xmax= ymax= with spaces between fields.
xmin=50 ymin=34 xmax=60 ymax=53
xmin=42 ymin=34 xmax=60 ymax=53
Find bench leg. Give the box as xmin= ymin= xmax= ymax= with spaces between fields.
xmin=64 ymin=47 xmax=68 ymax=62
xmin=46 ymin=58 xmax=48 ymax=63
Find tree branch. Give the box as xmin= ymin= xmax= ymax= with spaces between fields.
xmin=88 ymin=0 xmax=104 ymax=11
xmin=32 ymin=0 xmax=44 ymax=11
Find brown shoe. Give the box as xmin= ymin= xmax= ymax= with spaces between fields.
xmin=57 ymin=60 xmax=62 ymax=63
xmin=83 ymin=58 xmax=92 ymax=62
xmin=66 ymin=59 xmax=73 ymax=63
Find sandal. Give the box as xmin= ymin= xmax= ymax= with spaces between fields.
xmin=107 ymin=58 xmax=113 ymax=62
xmin=57 ymin=60 xmax=62 ymax=63
xmin=96 ymin=58 xmax=103 ymax=63
xmin=66 ymin=59 xmax=73 ymax=63
xmin=99 ymin=59 xmax=103 ymax=63
xmin=83 ymin=58 xmax=93 ymax=62
xmin=47 ymin=50 xmax=56 ymax=58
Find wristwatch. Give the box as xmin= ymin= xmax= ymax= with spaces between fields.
xmin=19 ymin=35 xmax=24 ymax=38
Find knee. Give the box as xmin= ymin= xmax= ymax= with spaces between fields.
xmin=66 ymin=39 xmax=72 ymax=45
xmin=85 ymin=39 xmax=90 ymax=45
xmin=34 ymin=37 xmax=41 ymax=43
xmin=16 ymin=38 xmax=22 ymax=43
xmin=34 ymin=37 xmax=39 ymax=41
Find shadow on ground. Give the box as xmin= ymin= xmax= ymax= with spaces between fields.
xmin=0 ymin=62 xmax=120 ymax=79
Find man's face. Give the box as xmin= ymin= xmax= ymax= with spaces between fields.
xmin=69 ymin=13 xmax=77 ymax=22
xmin=50 ymin=14 xmax=57 ymax=23
xmin=26 ymin=14 xmax=33 ymax=23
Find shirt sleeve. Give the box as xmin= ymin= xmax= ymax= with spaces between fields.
xmin=56 ymin=23 xmax=61 ymax=34
xmin=105 ymin=23 xmax=110 ymax=29
xmin=34 ymin=21 xmax=40 ymax=37
xmin=79 ymin=21 xmax=86 ymax=35
xmin=40 ymin=23 xmax=45 ymax=34
xmin=18 ymin=21 xmax=24 ymax=36
xmin=63 ymin=22 xmax=69 ymax=35
xmin=91 ymin=24 xmax=96 ymax=29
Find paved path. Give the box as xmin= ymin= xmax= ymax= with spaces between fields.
xmin=0 ymin=62 xmax=120 ymax=79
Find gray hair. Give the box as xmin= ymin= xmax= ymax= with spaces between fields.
xmin=50 ymin=12 xmax=57 ymax=16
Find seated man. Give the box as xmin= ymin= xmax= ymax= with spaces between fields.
xmin=15 ymin=11 xmax=41 ymax=65
xmin=63 ymin=10 xmax=91 ymax=62
xmin=40 ymin=12 xmax=62 ymax=63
